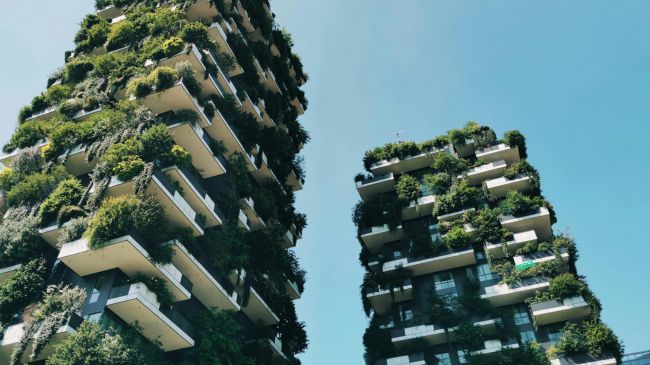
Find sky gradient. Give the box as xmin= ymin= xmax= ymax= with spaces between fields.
xmin=0 ymin=1 xmax=649 ymax=364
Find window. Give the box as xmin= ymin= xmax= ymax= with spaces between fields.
xmin=475 ymin=252 xmax=486 ymax=260
xmin=514 ymin=307 xmax=531 ymax=325
xmin=434 ymin=273 xmax=455 ymax=291
xmin=88 ymin=276 xmax=105 ymax=304
xmin=434 ymin=353 xmax=451 ymax=365
xmin=521 ymin=330 xmax=536 ymax=343
xmin=429 ymin=224 xmax=442 ymax=242
xmin=457 ymin=350 xmax=467 ymax=364
xmin=477 ymin=264 xmax=496 ymax=282
xmin=393 ymin=250 xmax=402 ymax=258
xmin=548 ymin=330 xmax=562 ymax=342
xmin=401 ymin=309 xmax=414 ymax=322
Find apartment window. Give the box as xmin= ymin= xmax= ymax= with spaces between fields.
xmin=475 ymin=252 xmax=486 ymax=260
xmin=392 ymin=250 xmax=402 ymax=259
xmin=434 ymin=272 xmax=455 ymax=291
xmin=429 ymin=224 xmax=442 ymax=243
xmin=88 ymin=276 xmax=105 ymax=304
xmin=465 ymin=267 xmax=474 ymax=279
xmin=457 ymin=350 xmax=467 ymax=364
xmin=514 ymin=307 xmax=531 ymax=325
xmin=434 ymin=353 xmax=452 ymax=365
xmin=401 ymin=309 xmax=414 ymax=322
xmin=521 ymin=330 xmax=536 ymax=343
xmin=548 ymin=330 xmax=562 ymax=342
xmin=477 ymin=264 xmax=496 ymax=282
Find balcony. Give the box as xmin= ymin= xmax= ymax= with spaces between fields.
xmin=96 ymin=5 xmax=123 ymax=19
xmin=39 ymin=218 xmax=75 ymax=248
xmin=0 ymin=314 xmax=82 ymax=363
xmin=207 ymin=22 xmax=244 ymax=76
xmin=481 ymin=277 xmax=550 ymax=307
xmin=58 ymin=235 xmax=192 ymax=302
xmin=203 ymin=113 xmax=257 ymax=173
xmin=551 ymin=355 xmax=617 ymax=365
xmin=370 ymin=149 xmax=447 ymax=175
xmin=453 ymin=139 xmax=476 ymax=158
xmin=0 ymin=263 xmax=20 ymax=284
xmin=291 ymin=97 xmax=306 ymax=116
xmin=379 ymin=353 xmax=426 ymax=365
xmin=24 ymin=106 xmax=57 ymax=123
xmin=241 ymin=91 xmax=274 ymax=127
xmin=500 ymin=207 xmax=553 ymax=241
xmin=136 ymin=80 xmax=212 ymax=128
xmin=286 ymin=170 xmax=304 ymax=192
xmin=228 ymin=270 xmax=280 ymax=326
xmin=464 ymin=160 xmax=507 ymax=186
xmin=106 ymin=283 xmax=195 ymax=351
xmin=513 ymin=248 xmax=570 ymax=267
xmin=485 ymin=230 xmax=538 ymax=259
xmin=240 ymin=197 xmax=267 ymax=230
xmin=238 ymin=209 xmax=251 ymax=231
xmin=360 ymin=225 xmax=405 ymax=254
xmin=356 ymin=173 xmax=395 ymax=201
xmin=366 ymin=279 xmax=413 ymax=315
xmin=0 ymin=140 xmax=48 ymax=168
xmin=266 ymin=336 xmax=287 ymax=360
xmin=99 ymin=170 xmax=206 ymax=236
xmin=401 ymin=194 xmax=436 ymax=220
xmin=475 ymin=143 xmax=520 ymax=164
xmin=166 ymin=240 xmax=239 ymax=311
xmin=59 ymin=144 xmax=96 ymax=176
xmin=282 ymin=228 xmax=298 ymax=249
xmin=185 ymin=0 xmax=219 ymax=22
xmin=437 ymin=207 xmax=475 ymax=222
xmin=157 ymin=45 xmax=222 ymax=98
xmin=484 ymin=175 xmax=533 ymax=198
xmin=382 ymin=248 xmax=476 ymax=277
xmin=392 ymin=318 xmax=496 ymax=350
xmin=286 ymin=280 xmax=301 ymax=300
xmin=161 ymin=113 xmax=226 ymax=178
xmin=160 ymin=165 xmax=224 ymax=228
xmin=470 ymin=339 xmax=520 ymax=355
xmin=234 ymin=1 xmax=255 ymax=33
xmin=531 ymin=296 xmax=590 ymax=325
xmin=251 ymin=150 xmax=281 ymax=186
xmin=204 ymin=49 xmax=240 ymax=101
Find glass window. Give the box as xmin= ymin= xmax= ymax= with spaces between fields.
xmin=429 ymin=224 xmax=442 ymax=243
xmin=475 ymin=252 xmax=486 ymax=260
xmin=434 ymin=353 xmax=452 ymax=365
xmin=548 ymin=330 xmax=562 ymax=342
xmin=88 ymin=276 xmax=105 ymax=304
xmin=477 ymin=264 xmax=496 ymax=282
xmin=521 ymin=330 xmax=536 ymax=343
xmin=434 ymin=272 xmax=455 ymax=291
xmin=401 ymin=309 xmax=414 ymax=322
xmin=514 ymin=307 xmax=531 ymax=325
xmin=393 ymin=250 xmax=402 ymax=258
xmin=457 ymin=350 xmax=467 ymax=364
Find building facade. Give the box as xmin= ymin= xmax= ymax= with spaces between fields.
xmin=354 ymin=124 xmax=622 ymax=365
xmin=0 ymin=0 xmax=308 ymax=364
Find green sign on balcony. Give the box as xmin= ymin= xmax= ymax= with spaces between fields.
xmin=515 ymin=260 xmax=536 ymax=271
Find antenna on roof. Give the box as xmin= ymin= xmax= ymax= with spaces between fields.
xmin=392 ymin=130 xmax=406 ymax=142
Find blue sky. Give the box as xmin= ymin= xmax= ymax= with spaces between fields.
xmin=1 ymin=1 xmax=649 ymax=364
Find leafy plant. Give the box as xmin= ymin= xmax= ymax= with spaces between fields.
xmin=422 ymin=172 xmax=451 ymax=195
xmin=114 ymin=155 xmax=145 ymax=181
xmin=6 ymin=165 xmax=69 ymax=206
xmin=432 ymin=180 xmax=482 ymax=217
xmin=442 ymin=224 xmax=471 ymax=250
xmin=395 ymin=174 xmax=420 ymax=202
xmin=498 ymin=191 xmax=541 ymax=217
xmin=431 ymin=151 xmax=467 ymax=176
xmin=548 ymin=273 xmax=586 ymax=300
xmin=584 ymin=320 xmax=623 ymax=360
xmin=0 ymin=258 xmax=46 ymax=325
xmin=106 ymin=20 xmax=136 ymax=51
xmin=39 ymin=178 xmax=84 ymax=223
xmin=556 ymin=322 xmax=588 ymax=356
xmin=3 ymin=120 xmax=50 ymax=153
xmin=0 ymin=207 xmax=43 ymax=266
xmin=503 ymin=130 xmax=527 ymax=159
xmin=63 ymin=58 xmax=94 ymax=84
xmin=131 ymin=275 xmax=173 ymax=306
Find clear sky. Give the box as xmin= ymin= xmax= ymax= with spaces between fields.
xmin=0 ymin=1 xmax=649 ymax=364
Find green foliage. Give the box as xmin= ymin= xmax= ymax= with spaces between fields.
xmin=583 ymin=320 xmax=623 ymax=360
xmin=63 ymin=58 xmax=94 ymax=84
xmin=363 ymin=317 xmax=395 ymax=365
xmin=161 ymin=37 xmax=184 ymax=58
xmin=127 ymin=66 xmax=179 ymax=97
xmin=277 ymin=298 xmax=308 ymax=356
xmin=498 ymin=191 xmax=542 ymax=217
xmin=3 ymin=120 xmax=50 ymax=152
xmin=180 ymin=22 xmax=211 ymax=49
xmin=419 ymin=135 xmax=449 ymax=151
xmin=557 ymin=322 xmax=588 ymax=355
xmin=45 ymin=84 xmax=73 ymax=105
xmin=362 ymin=141 xmax=421 ymax=171
xmin=432 ymin=180 xmax=482 ymax=217
xmin=431 ymin=151 xmax=467 ymax=176
xmin=101 ymin=137 xmax=144 ymax=173
xmin=38 ymin=178 xmax=84 ymax=223
xmin=549 ymin=273 xmax=586 ymax=300
xmin=132 ymin=275 xmax=173 ymax=306
xmin=422 ymin=172 xmax=451 ymax=195
xmin=6 ymin=165 xmax=69 ymax=206
xmin=468 ymin=208 xmax=512 ymax=243
xmin=0 ymin=208 xmax=44 ymax=266
xmin=46 ymin=321 xmax=143 ymax=365
xmin=0 ymin=258 xmax=46 ymax=325
xmin=395 ymin=174 xmax=420 ymax=202
xmin=504 ymin=159 xmax=540 ymax=192
xmin=75 ymin=15 xmax=110 ymax=54
xmin=467 ymin=342 xmax=550 ymax=365
xmin=184 ymin=310 xmax=254 ymax=365
xmin=163 ymin=144 xmax=192 ymax=167
xmin=114 ymin=155 xmax=145 ymax=181
xmin=147 ymin=7 xmax=184 ymax=38
xmin=442 ymin=224 xmax=471 ymax=250
xmin=447 ymin=128 xmax=467 ymax=147
xmin=503 ymin=130 xmax=527 ymax=159
xmin=455 ymin=321 xmax=486 ymax=351
xmin=106 ymin=20 xmax=136 ymax=51
xmin=141 ymin=124 xmax=174 ymax=161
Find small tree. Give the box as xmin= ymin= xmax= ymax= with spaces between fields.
xmin=395 ymin=174 xmax=420 ymax=202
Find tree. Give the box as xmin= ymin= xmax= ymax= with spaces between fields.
xmin=395 ymin=174 xmax=420 ymax=202
xmin=46 ymin=321 xmax=143 ymax=365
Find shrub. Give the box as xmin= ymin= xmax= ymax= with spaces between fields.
xmin=469 ymin=208 xmax=511 ymax=243
xmin=114 ymin=155 xmax=145 ymax=181
xmin=0 ymin=207 xmax=43 ymax=265
xmin=431 ymin=151 xmax=467 ymax=176
xmin=498 ymin=191 xmax=541 ymax=217
xmin=442 ymin=224 xmax=471 ymax=250
xmin=549 ymin=273 xmax=586 ymax=300
xmin=0 ymin=168 xmax=20 ymax=192
xmin=45 ymin=84 xmax=73 ymax=105
xmin=46 ymin=321 xmax=143 ymax=365
xmin=132 ymin=275 xmax=173 ymax=306
xmin=161 ymin=144 xmax=192 ymax=167
xmin=127 ymin=76 xmax=152 ymax=98
xmin=447 ymin=128 xmax=467 ymax=147
xmin=3 ymin=120 xmax=50 ymax=153
xmin=432 ymin=180 xmax=482 ymax=217
xmin=556 ymin=323 xmax=588 ymax=355
xmin=503 ymin=130 xmax=527 ymax=159
xmin=0 ymin=258 xmax=46 ymax=325
xmin=10 ymin=148 xmax=44 ymax=176
xmin=504 ymin=159 xmax=540 ymax=191
xmin=74 ymin=15 xmax=110 ymax=54
xmin=180 ymin=22 xmax=211 ymax=49
xmin=106 ymin=20 xmax=136 ymax=51
xmin=101 ymin=137 xmax=144 ymax=172
xmin=141 ymin=124 xmax=174 ymax=161
xmin=6 ymin=166 xmax=69 ymax=206
xmin=38 ymin=178 xmax=84 ymax=223
xmin=86 ymin=196 xmax=139 ymax=248
xmin=395 ymin=174 xmax=420 ymax=202
xmin=583 ymin=320 xmax=623 ymax=360
xmin=471 ymin=125 xmax=497 ymax=148
xmin=63 ymin=58 xmax=94 ymax=84
xmin=422 ymin=172 xmax=451 ymax=195
xmin=419 ymin=135 xmax=449 ymax=151
xmin=455 ymin=321 xmax=485 ymax=351
xmin=149 ymin=66 xmax=178 ymax=90
xmin=161 ymin=37 xmax=184 ymax=58
xmin=147 ymin=7 xmax=184 ymax=38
